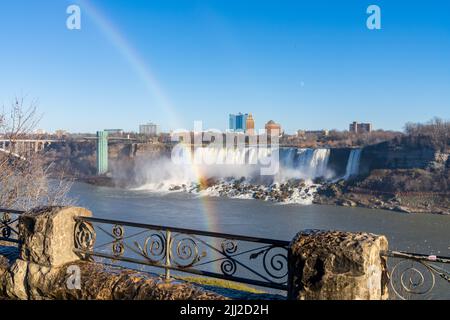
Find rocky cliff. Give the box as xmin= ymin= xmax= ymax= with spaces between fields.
xmin=319 ymin=136 xmax=450 ymax=214
xmin=44 ymin=140 xmax=169 ymax=179
xmin=359 ymin=142 xmax=444 ymax=175
xmin=327 ymin=148 xmax=352 ymax=178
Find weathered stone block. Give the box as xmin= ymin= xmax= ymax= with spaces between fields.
xmin=19 ymin=207 xmax=92 ymax=267
xmin=4 ymin=259 xmax=28 ymax=299
xmin=289 ymin=230 xmax=389 ymax=300
xmin=32 ymin=261 xmax=225 ymax=300
xmin=26 ymin=261 xmax=61 ymax=300
xmin=0 ymin=255 xmax=10 ymax=297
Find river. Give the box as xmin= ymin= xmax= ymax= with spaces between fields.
xmin=68 ymin=182 xmax=449 ymax=298
xmin=69 ymin=182 xmax=449 ymax=256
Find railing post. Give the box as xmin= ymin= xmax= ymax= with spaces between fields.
xmin=165 ymin=229 xmax=171 ymax=281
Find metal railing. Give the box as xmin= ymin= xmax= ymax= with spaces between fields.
xmin=73 ymin=216 xmax=291 ymax=291
xmin=382 ymin=250 xmax=450 ymax=300
xmin=1 ymin=208 xmax=449 ymax=298
xmin=0 ymin=208 xmax=24 ymax=244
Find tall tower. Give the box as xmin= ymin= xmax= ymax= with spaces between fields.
xmin=229 ymin=114 xmax=237 ymax=131
xmin=229 ymin=113 xmax=249 ymax=132
xmin=246 ymin=113 xmax=255 ymax=135
xmin=97 ymin=131 xmax=109 ymax=175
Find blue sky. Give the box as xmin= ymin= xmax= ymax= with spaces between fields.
xmin=0 ymin=0 xmax=449 ymax=133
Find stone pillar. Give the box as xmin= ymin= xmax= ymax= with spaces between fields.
xmin=1 ymin=207 xmax=92 ymax=299
xmin=18 ymin=206 xmax=92 ymax=267
xmin=288 ymin=230 xmax=389 ymax=300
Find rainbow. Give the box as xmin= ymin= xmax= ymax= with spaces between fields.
xmin=77 ymin=0 xmax=180 ymax=129
xmin=176 ymin=144 xmax=220 ymax=231
xmin=78 ymin=1 xmax=219 ymax=231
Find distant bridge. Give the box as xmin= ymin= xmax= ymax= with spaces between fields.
xmin=0 ymin=135 xmax=142 ymax=172
xmin=77 ymin=136 xmax=139 ymax=142
xmin=0 ymin=139 xmax=58 ymax=160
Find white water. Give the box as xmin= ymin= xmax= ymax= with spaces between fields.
xmin=134 ymin=147 xmax=333 ymax=191
xmin=293 ymin=148 xmax=331 ymax=179
xmin=130 ymin=147 xmax=366 ymax=204
xmin=197 ymin=181 xmax=321 ymax=205
xmin=344 ymin=148 xmax=362 ymax=179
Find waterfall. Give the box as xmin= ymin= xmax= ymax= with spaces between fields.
xmin=344 ymin=148 xmax=362 ymax=179
xmin=309 ymin=149 xmax=331 ymax=178
xmin=135 ymin=146 xmax=333 ymax=191
xmin=191 ymin=146 xmax=332 ymax=180
xmin=279 ymin=148 xmax=331 ymax=179
xmin=190 ymin=146 xmax=332 ymax=180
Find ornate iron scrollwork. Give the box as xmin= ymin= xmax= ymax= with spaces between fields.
xmin=263 ymin=246 xmax=289 ymax=280
xmin=112 ymin=225 xmax=124 ymax=239
xmin=1 ymin=226 xmax=11 ymax=239
xmin=221 ymin=240 xmax=238 ymax=255
xmin=111 ymin=225 xmax=125 ymax=258
xmin=71 ymin=216 xmax=291 ymax=290
xmin=383 ymin=250 xmax=450 ymax=300
xmin=390 ymin=260 xmax=436 ymax=300
xmin=134 ymin=232 xmax=166 ymax=264
xmin=0 ymin=212 xmax=12 ymax=239
xmin=112 ymin=240 xmax=125 ymax=258
xmin=170 ymin=235 xmax=203 ymax=268
xmin=0 ymin=212 xmax=11 ymax=223
xmin=221 ymin=259 xmax=237 ymax=276
xmin=249 ymin=246 xmax=288 ymax=281
xmin=74 ymin=220 xmax=96 ymax=260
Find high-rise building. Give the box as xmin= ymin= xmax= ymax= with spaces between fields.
xmin=246 ymin=113 xmax=255 ymax=135
xmin=139 ymin=122 xmax=160 ymax=136
xmin=359 ymin=123 xmax=372 ymax=133
xmin=229 ymin=114 xmax=236 ymax=131
xmin=265 ymin=120 xmax=282 ymax=136
xmin=349 ymin=121 xmax=372 ymax=134
xmin=229 ymin=113 xmax=248 ymax=132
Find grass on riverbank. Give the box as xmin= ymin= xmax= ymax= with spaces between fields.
xmin=175 ymin=276 xmax=265 ymax=294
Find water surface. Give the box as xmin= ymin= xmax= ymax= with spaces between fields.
xmin=70 ymin=182 xmax=450 ymax=255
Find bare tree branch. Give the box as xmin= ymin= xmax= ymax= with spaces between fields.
xmin=0 ymin=97 xmax=73 ymax=210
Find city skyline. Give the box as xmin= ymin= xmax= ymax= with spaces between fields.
xmin=0 ymin=1 xmax=449 ymax=133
